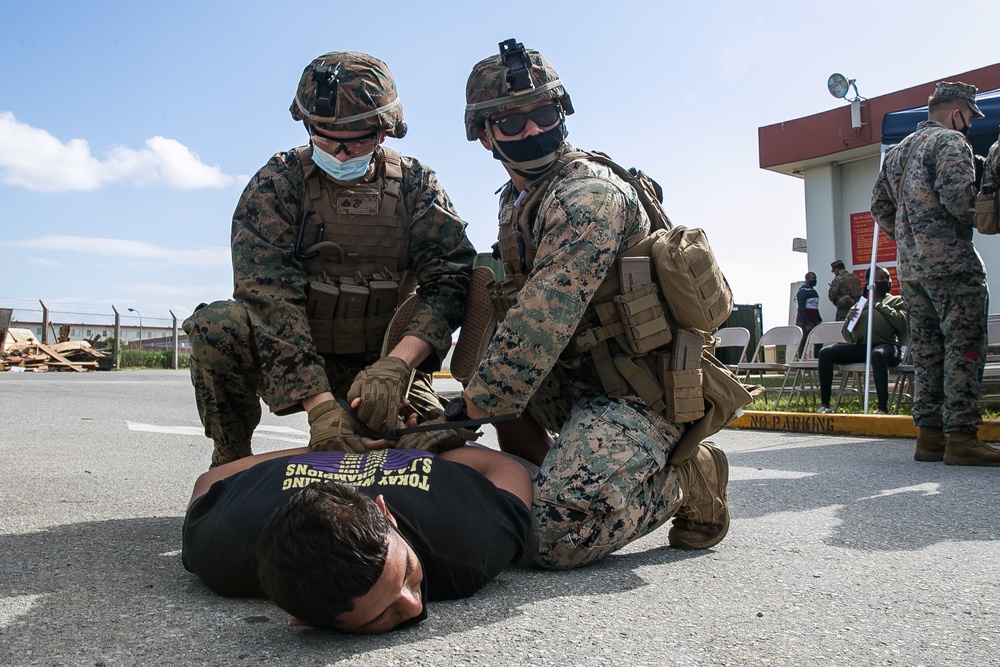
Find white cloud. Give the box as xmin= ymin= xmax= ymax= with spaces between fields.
xmin=8 ymin=235 xmax=230 ymax=267
xmin=0 ymin=111 xmax=245 ymax=192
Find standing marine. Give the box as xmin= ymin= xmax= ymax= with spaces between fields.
xmin=871 ymin=81 xmax=998 ymax=466
xmin=828 ymin=259 xmax=862 ymax=321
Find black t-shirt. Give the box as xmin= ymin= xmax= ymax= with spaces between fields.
xmin=182 ymin=449 xmax=530 ymax=601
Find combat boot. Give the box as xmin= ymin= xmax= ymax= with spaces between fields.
xmin=943 ymin=432 xmax=1000 ymax=467
xmin=668 ymin=442 xmax=730 ymax=550
xmin=210 ymin=441 xmax=253 ymax=468
xmin=914 ymin=426 xmax=946 ymax=462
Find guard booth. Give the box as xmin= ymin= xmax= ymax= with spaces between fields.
xmin=717 ymin=303 xmax=763 ymax=366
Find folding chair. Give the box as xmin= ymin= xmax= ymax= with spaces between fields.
xmin=833 ymin=333 xmax=910 ymax=412
xmin=780 ymin=322 xmax=847 ymax=410
xmin=889 ymin=344 xmax=914 ymax=414
xmin=977 ymin=316 xmax=1000 ymax=406
xmin=736 ymin=325 xmax=802 ymax=408
xmin=713 ymin=326 xmax=751 ymax=373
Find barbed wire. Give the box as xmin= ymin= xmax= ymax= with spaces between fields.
xmin=0 ymin=297 xmax=177 ymax=324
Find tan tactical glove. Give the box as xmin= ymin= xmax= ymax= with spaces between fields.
xmin=307 ymin=400 xmax=366 ymax=453
xmin=395 ymin=418 xmax=481 ymax=453
xmin=347 ymin=356 xmax=412 ymax=433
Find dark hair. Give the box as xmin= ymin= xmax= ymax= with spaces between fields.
xmin=256 ymin=481 xmax=391 ymax=629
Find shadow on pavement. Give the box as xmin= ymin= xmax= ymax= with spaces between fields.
xmin=0 ymin=516 xmax=701 ymax=664
xmin=727 ymin=435 xmax=1000 ymax=550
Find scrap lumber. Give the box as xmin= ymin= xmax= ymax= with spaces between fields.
xmin=35 ymin=342 xmax=88 ymax=372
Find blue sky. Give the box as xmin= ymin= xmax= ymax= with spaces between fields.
xmin=3 ymin=0 xmax=1000 ymax=333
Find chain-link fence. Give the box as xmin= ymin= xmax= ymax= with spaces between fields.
xmin=1 ymin=297 xmax=188 ymax=369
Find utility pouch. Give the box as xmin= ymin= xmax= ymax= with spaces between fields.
xmin=488 ymin=277 xmax=521 ymax=320
xmin=975 ymin=192 xmax=999 ymax=235
xmin=365 ymin=279 xmax=399 ymax=352
xmin=619 ymin=256 xmax=652 ymax=294
xmin=333 ymin=283 xmax=369 ymax=354
xmin=612 ymin=283 xmax=672 ymax=355
xmin=671 ymin=328 xmax=704 ymax=371
xmin=668 ymin=351 xmax=761 ymax=465
xmin=307 ymin=281 xmax=340 ymax=354
xmin=651 ymin=226 xmax=733 ymax=331
xmin=657 ymin=350 xmax=705 ymax=423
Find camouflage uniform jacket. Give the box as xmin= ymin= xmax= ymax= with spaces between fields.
xmin=828 ymin=271 xmax=862 ymax=311
xmin=464 ymin=148 xmax=650 ymax=416
xmin=981 ymin=137 xmax=1000 ymax=196
xmin=871 ymin=120 xmax=985 ymax=281
xmin=231 ymin=146 xmax=475 ymax=410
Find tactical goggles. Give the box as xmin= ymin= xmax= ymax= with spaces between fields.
xmin=489 ymin=103 xmax=561 ymax=137
xmin=307 ymin=126 xmax=379 ymax=156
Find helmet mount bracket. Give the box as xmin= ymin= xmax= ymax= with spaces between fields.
xmin=312 ymin=62 xmax=342 ymax=118
xmin=499 ymin=39 xmax=534 ymax=95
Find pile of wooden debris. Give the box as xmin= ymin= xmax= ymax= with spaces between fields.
xmin=2 ymin=327 xmax=113 ymax=372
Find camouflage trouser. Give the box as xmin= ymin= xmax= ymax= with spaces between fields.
xmin=528 ymin=393 xmax=686 ymax=570
xmin=900 ymin=274 xmax=989 ymax=433
xmin=183 ymin=300 xmax=443 ymax=466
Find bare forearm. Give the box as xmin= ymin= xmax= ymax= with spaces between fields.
xmin=386 ymin=335 xmax=434 ymax=370
xmin=494 ymin=413 xmax=552 ymax=466
xmin=439 ymin=447 xmax=533 ymax=507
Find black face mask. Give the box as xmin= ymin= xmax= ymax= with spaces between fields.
xmin=491 ymin=123 xmax=566 ymax=179
xmin=955 ymin=113 xmax=971 ymax=138
xmin=874 ymin=280 xmax=891 ymax=296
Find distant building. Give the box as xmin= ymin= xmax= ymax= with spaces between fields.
xmin=758 ymin=62 xmax=1000 ymax=324
xmin=10 ymin=319 xmax=189 ymax=351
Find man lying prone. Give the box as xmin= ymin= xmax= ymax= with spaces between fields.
xmin=182 ymin=444 xmax=532 ymax=633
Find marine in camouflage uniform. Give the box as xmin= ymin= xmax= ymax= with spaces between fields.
xmin=871 ymin=81 xmax=1000 ymax=467
xmin=828 ymin=260 xmax=862 ymax=320
xmin=981 ymin=132 xmax=1000 ymax=196
xmin=183 ymin=52 xmax=475 ymax=467
xmin=450 ymin=39 xmax=732 ymax=569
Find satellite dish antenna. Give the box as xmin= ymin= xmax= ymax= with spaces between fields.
xmin=828 ymin=73 xmax=858 ymax=100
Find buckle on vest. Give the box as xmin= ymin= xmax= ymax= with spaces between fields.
xmin=574 ymin=327 xmax=598 ymax=351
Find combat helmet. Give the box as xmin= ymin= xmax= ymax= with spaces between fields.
xmin=464 ymin=39 xmax=574 ymax=141
xmin=290 ymin=51 xmax=406 ymax=138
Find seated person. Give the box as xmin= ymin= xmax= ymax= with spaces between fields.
xmin=182 ymin=444 xmax=532 ymax=634
xmin=816 ymin=265 xmax=908 ymax=415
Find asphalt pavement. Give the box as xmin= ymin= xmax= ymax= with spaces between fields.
xmin=1 ymin=370 xmax=998 ymax=667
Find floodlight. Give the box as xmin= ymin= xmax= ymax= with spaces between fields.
xmin=827 ymin=73 xmax=861 ymax=101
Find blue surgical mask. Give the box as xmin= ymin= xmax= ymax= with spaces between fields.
xmin=311 ymin=144 xmax=374 ymax=182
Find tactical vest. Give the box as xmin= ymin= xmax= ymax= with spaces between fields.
xmin=294 ymin=146 xmax=416 ymax=355
xmin=489 ymin=149 xmax=733 ymax=425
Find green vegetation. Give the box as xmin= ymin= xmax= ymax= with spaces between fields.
xmin=744 ymin=373 xmax=1000 ymax=419
xmin=117 ymin=349 xmax=190 ymax=370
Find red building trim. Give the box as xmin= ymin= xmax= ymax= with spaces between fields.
xmin=759 ymin=63 xmax=1000 ymax=171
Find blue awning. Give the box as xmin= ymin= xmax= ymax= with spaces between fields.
xmin=880 ymin=87 xmax=1000 ymax=156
